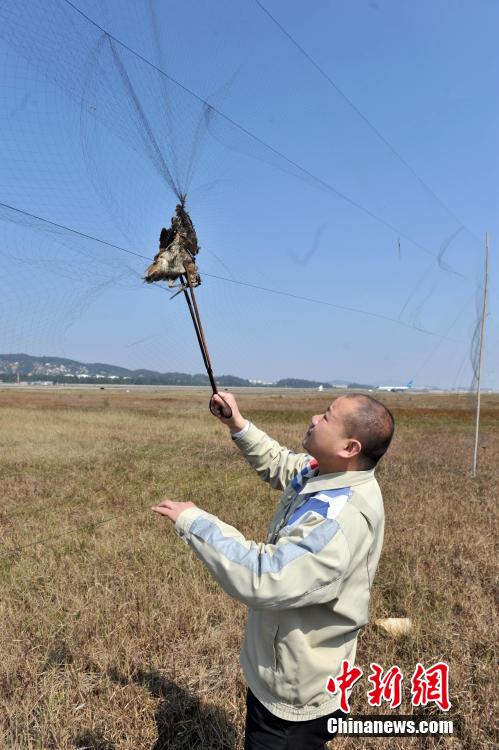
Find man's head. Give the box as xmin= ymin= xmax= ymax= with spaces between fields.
xmin=302 ymin=394 xmax=395 ymax=472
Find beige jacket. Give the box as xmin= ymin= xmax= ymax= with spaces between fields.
xmin=175 ymin=422 xmax=385 ymax=720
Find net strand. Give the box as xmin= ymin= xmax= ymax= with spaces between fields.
xmin=253 ymin=0 xmax=482 ymax=248
xmin=50 ymin=0 xmax=474 ymax=276
xmin=0 ymin=505 xmax=149 ymax=560
xmin=0 ymin=201 xmax=462 ymax=339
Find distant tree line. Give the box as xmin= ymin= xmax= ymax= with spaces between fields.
xmin=0 ymin=373 xmax=346 ymax=388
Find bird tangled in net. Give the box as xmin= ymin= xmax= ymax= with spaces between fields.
xmin=144 ymin=202 xmax=201 ymax=291
xmin=142 ymin=200 xmax=231 ymax=417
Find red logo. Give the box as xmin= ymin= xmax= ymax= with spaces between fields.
xmin=326 ymin=660 xmax=363 ymax=713
xmin=325 ymin=660 xmax=451 ymax=712
xmin=410 ymin=662 xmax=451 ymax=711
xmin=367 ymin=662 xmax=403 ymax=708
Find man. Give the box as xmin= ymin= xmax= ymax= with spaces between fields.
xmin=152 ymin=392 xmax=394 ymax=749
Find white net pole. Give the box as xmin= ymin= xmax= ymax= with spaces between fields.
xmin=472 ymin=233 xmax=490 ymax=477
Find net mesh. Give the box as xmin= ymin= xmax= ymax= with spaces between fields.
xmin=0 ymin=0 xmax=491 ymax=403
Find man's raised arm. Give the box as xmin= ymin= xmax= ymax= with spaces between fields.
xmin=210 ymin=392 xmax=310 ymax=491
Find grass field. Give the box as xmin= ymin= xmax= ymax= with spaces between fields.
xmin=0 ymin=387 xmax=497 ymax=749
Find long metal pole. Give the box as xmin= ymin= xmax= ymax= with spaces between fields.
xmin=180 ymin=272 xmax=232 ymax=418
xmin=185 ymin=272 xmax=214 ymax=373
xmin=180 ymin=275 xmax=214 ymax=386
xmin=472 ymin=233 xmax=489 ymax=477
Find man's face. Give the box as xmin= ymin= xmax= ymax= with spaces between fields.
xmin=302 ymin=396 xmax=358 ymax=464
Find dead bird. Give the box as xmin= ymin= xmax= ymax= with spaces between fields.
xmin=144 ymin=203 xmax=201 ymax=290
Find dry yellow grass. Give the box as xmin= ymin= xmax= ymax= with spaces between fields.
xmin=0 ymin=387 xmax=497 ymax=749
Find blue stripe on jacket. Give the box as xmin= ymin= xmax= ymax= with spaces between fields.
xmin=287 ymin=497 xmax=329 ymax=526
xmin=189 ymin=516 xmax=340 ymax=575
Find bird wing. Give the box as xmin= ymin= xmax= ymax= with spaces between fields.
xmin=159 ymin=226 xmax=174 ymax=248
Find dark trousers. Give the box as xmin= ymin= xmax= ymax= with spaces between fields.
xmin=244 ymin=689 xmax=345 ymax=750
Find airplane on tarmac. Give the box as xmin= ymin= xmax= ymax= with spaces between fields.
xmin=376 ymin=380 xmax=414 ymax=393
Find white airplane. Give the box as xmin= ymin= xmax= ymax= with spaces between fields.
xmin=377 ymin=380 xmax=414 ymax=393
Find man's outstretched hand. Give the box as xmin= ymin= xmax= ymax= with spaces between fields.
xmin=210 ymin=391 xmax=247 ymax=433
xmin=152 ymin=499 xmax=197 ymax=523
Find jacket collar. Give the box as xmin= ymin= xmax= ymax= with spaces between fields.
xmin=298 ymin=468 xmax=376 ymax=494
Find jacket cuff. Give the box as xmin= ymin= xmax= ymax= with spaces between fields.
xmin=230 ymin=422 xmax=267 ymax=449
xmin=175 ymin=506 xmax=207 ymax=542
xmin=230 ymin=420 xmax=251 ymax=439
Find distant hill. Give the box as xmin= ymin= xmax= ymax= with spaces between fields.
xmin=0 ymin=354 xmax=338 ymax=388
xmin=274 ymin=378 xmax=332 ymax=389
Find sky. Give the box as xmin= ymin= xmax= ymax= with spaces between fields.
xmin=0 ymin=0 xmax=497 ymax=388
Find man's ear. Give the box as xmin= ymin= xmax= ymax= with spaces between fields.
xmin=339 ymin=439 xmax=362 ymax=459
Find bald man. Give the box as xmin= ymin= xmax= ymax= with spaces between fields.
xmin=153 ymin=392 xmax=394 ymax=750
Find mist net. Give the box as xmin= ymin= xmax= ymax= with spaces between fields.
xmin=0 ymin=0 xmax=492 ymax=410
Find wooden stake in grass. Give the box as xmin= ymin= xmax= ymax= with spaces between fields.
xmin=472 ymin=233 xmax=489 ymax=478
